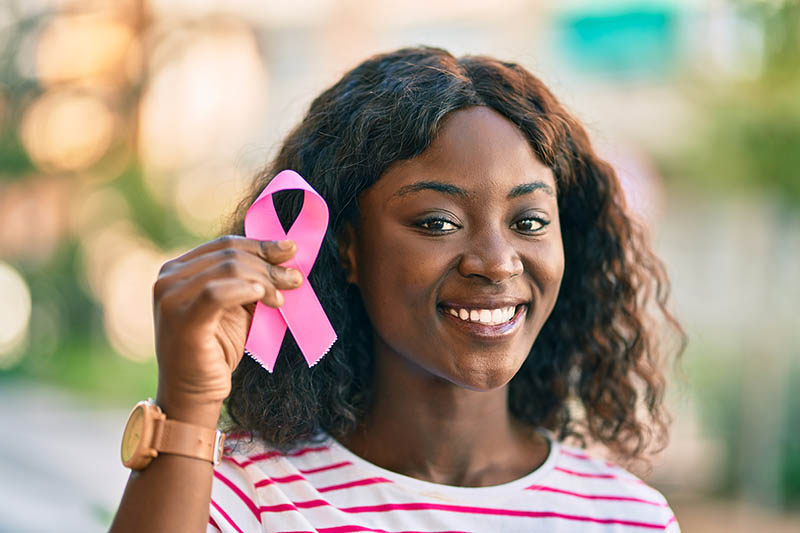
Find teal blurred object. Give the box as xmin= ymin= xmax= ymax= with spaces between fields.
xmin=557 ymin=6 xmax=678 ymax=78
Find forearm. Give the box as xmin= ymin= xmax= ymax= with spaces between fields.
xmin=109 ymin=399 xmax=222 ymax=533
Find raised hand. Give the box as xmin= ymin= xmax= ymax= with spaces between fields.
xmin=151 ymin=235 xmax=302 ymax=422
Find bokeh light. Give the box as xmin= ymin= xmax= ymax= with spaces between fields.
xmin=0 ymin=261 xmax=32 ymax=368
xmin=0 ymin=177 xmax=70 ymax=262
xmin=77 ymin=217 xmax=171 ymax=361
xmin=102 ymin=245 xmax=165 ymax=362
xmin=69 ymin=186 xmax=131 ymax=240
xmin=20 ymin=89 xmax=116 ymax=172
xmin=35 ymin=11 xmax=140 ymax=87
xmin=173 ymin=165 xmax=248 ymax=236
xmin=138 ymin=21 xmax=268 ymax=196
xmin=79 ymin=219 xmax=146 ymax=303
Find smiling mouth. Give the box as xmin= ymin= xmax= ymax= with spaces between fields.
xmin=442 ymin=305 xmax=515 ymax=325
xmin=437 ymin=303 xmax=528 ymax=331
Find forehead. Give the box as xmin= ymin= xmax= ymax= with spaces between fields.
xmin=369 ymin=106 xmax=555 ymax=201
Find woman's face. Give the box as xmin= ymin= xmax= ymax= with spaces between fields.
xmin=346 ymin=106 xmax=564 ymax=391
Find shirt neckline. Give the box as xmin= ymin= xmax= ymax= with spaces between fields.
xmin=324 ymin=429 xmax=560 ymax=499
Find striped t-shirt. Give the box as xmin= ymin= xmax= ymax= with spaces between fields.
xmin=208 ymin=433 xmax=679 ymax=533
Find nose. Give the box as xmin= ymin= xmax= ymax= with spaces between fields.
xmin=457 ymin=226 xmax=523 ymax=284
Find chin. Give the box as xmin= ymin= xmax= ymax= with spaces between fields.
xmin=446 ymin=354 xmax=524 ymax=392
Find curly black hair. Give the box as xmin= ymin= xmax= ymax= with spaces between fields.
xmin=222 ymin=46 xmax=685 ymax=462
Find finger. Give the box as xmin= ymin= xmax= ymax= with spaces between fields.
xmin=156 ymin=252 xmax=300 ymax=313
xmin=163 ymin=235 xmax=296 ymax=271
xmin=185 ymin=278 xmax=268 ymax=322
xmin=160 ymin=247 xmax=303 ymax=289
xmin=179 ymin=261 xmax=286 ymax=309
xmin=255 ymin=239 xmax=298 ymax=265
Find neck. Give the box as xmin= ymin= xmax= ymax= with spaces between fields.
xmin=341 ymin=348 xmax=548 ymax=487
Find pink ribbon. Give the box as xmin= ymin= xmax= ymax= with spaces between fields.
xmin=243 ymin=170 xmax=337 ymax=372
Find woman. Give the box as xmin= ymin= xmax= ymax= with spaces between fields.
xmin=111 ymin=47 xmax=684 ymax=532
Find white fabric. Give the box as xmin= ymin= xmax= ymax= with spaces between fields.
xmin=208 ymin=432 xmax=680 ymax=533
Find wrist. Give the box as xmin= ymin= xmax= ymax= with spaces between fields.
xmin=121 ymin=399 xmax=225 ymax=471
xmin=155 ymin=389 xmax=223 ymax=430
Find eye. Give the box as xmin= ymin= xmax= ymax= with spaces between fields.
xmin=512 ymin=215 xmax=549 ymax=234
xmin=415 ymin=216 xmax=460 ymax=234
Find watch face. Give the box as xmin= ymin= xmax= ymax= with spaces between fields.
xmin=121 ymin=405 xmax=144 ymax=463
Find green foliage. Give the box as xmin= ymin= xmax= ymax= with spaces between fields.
xmin=0 ymin=130 xmax=36 ymax=178
xmin=111 ymin=166 xmax=199 ymax=250
xmin=682 ymin=344 xmax=745 ymax=497
xmin=780 ymin=360 xmax=800 ymax=508
xmin=6 ymin=337 xmax=158 ymax=407
xmin=1 ymin=239 xmax=158 ymax=405
xmin=675 ymin=1 xmax=800 ymax=206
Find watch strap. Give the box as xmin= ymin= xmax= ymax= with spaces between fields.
xmin=153 ymin=417 xmax=225 ymax=465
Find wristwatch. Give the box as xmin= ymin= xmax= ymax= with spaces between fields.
xmin=121 ymin=398 xmax=225 ymax=470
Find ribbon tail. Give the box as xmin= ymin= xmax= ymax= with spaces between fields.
xmin=280 ymin=281 xmax=337 ymax=367
xmin=244 ymin=302 xmax=288 ymax=372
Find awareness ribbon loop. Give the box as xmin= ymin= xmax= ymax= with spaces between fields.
xmin=243 ymin=170 xmax=337 ymax=372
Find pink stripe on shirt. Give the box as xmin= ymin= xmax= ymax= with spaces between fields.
xmin=525 ymin=484 xmax=668 ymax=507
xmin=560 ymin=448 xmax=627 ymax=469
xmin=316 ymin=526 xmax=472 ymax=533
xmin=338 ymin=502 xmax=671 ymax=529
xmin=260 ymin=499 xmax=328 ymax=513
xmin=560 ymin=448 xmax=593 ymax=460
xmin=554 ymin=466 xmax=646 ymax=484
xmin=300 ymin=460 xmax=353 ymax=474
xmin=254 ymin=473 xmax=307 ymax=488
xmin=282 ymin=527 xmax=471 ymax=533
xmin=318 ymin=477 xmax=393 ymax=493
xmin=210 ymin=498 xmax=245 ymax=533
xmin=226 ymin=445 xmax=333 ymax=469
xmin=213 ymin=439 xmax=678 ymax=532
xmin=214 ymin=470 xmax=260 ymax=518
xmin=261 ymin=497 xmax=673 ymax=530
xmin=217 ymin=463 xmax=671 ymax=530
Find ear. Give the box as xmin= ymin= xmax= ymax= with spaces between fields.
xmin=337 ymin=223 xmax=359 ymax=285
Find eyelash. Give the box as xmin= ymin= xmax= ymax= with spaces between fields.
xmin=512 ymin=216 xmax=550 ymax=234
xmin=415 ymin=215 xmax=549 ymax=234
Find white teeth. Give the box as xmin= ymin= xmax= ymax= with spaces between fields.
xmin=446 ymin=306 xmax=518 ymax=325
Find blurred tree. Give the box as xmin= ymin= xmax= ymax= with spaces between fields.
xmin=675 ymin=0 xmax=800 ymax=205
xmin=665 ymin=0 xmax=800 ymax=510
xmin=0 ymin=11 xmax=39 ymax=180
xmin=0 ymin=2 xmax=190 ymax=403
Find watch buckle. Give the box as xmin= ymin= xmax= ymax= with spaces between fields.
xmin=213 ymin=431 xmax=225 ymax=466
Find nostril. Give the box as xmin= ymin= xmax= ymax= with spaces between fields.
xmin=457 ymin=253 xmax=523 ymax=283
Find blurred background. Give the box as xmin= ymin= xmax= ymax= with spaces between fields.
xmin=0 ymin=0 xmax=798 ymax=531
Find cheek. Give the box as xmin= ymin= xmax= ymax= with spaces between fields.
xmin=527 ymin=232 xmax=565 ymax=308
xmin=546 ymin=246 xmax=566 ymax=311
xmin=355 ymin=227 xmax=443 ymax=322
xmin=543 ymin=242 xmax=565 ymax=289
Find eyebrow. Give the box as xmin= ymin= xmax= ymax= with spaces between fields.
xmin=507 ymin=181 xmax=555 ymax=198
xmin=392 ymin=181 xmax=470 ymax=200
xmin=391 ymin=180 xmax=554 ymax=201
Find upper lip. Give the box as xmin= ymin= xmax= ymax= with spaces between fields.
xmin=438 ymin=297 xmax=529 ymax=310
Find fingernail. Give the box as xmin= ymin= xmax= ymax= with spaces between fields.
xmin=286 ymin=268 xmax=302 ymax=284
xmin=277 ymin=240 xmax=295 ymax=250
xmin=275 ymin=290 xmax=284 ymax=306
